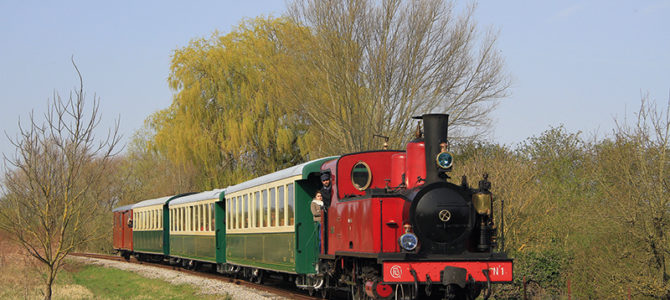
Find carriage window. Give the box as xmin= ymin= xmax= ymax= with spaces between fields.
xmin=272 ymin=186 xmax=285 ymax=226
xmin=196 ymin=205 xmax=200 ymax=231
xmin=193 ymin=206 xmax=197 ymax=231
xmin=182 ymin=208 xmax=185 ymax=231
xmin=226 ymin=199 xmax=230 ymax=230
xmin=270 ymin=188 xmax=278 ymax=226
xmin=188 ymin=206 xmax=193 ymax=231
xmin=200 ymin=205 xmax=203 ymax=231
xmin=243 ymin=195 xmax=249 ymax=229
xmin=204 ymin=204 xmax=208 ymax=231
xmin=202 ymin=204 xmax=206 ymax=231
xmin=351 ymin=161 xmax=372 ymax=191
xmin=210 ymin=203 xmax=215 ymax=231
xmin=277 ymin=186 xmax=286 ymax=226
xmin=278 ymin=186 xmax=285 ymax=226
xmin=263 ymin=189 xmax=275 ymax=227
xmin=287 ymin=184 xmax=295 ymax=226
xmin=196 ymin=205 xmax=201 ymax=231
xmin=255 ymin=192 xmax=261 ymax=227
xmin=230 ymin=197 xmax=237 ymax=229
xmin=238 ymin=196 xmax=243 ymax=229
xmin=225 ymin=199 xmax=230 ymax=229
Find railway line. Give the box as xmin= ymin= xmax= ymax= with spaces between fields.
xmin=70 ymin=252 xmax=324 ymax=300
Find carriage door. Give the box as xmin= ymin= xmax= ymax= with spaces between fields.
xmin=215 ymin=200 xmax=226 ymax=264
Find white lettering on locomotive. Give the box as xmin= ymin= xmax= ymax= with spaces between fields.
xmin=390 ymin=265 xmax=402 ymax=279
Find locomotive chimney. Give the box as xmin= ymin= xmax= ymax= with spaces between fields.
xmin=418 ymin=113 xmax=449 ymax=184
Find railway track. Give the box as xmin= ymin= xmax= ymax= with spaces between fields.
xmin=70 ymin=252 xmax=322 ymax=300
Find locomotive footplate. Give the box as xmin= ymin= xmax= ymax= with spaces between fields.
xmin=381 ymin=260 xmax=513 ymax=284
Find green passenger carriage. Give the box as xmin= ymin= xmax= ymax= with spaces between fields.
xmin=132 ymin=194 xmax=193 ymax=258
xmin=221 ymin=157 xmax=336 ymax=277
xmin=168 ymin=189 xmax=226 ymax=267
xmin=132 ymin=196 xmax=173 ymax=256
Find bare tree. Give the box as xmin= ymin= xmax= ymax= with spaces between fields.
xmin=287 ymin=0 xmax=510 ymax=155
xmin=0 ymin=60 xmax=120 ymax=300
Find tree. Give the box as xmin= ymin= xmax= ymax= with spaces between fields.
xmin=590 ymin=96 xmax=670 ymax=298
xmin=0 ymin=61 xmax=120 ymax=300
xmin=118 ymin=126 xmax=199 ymax=203
xmin=151 ymin=18 xmax=311 ymax=188
xmin=287 ymin=0 xmax=510 ymax=155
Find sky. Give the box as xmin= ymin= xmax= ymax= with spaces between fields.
xmin=1 ymin=0 xmax=669 ymax=166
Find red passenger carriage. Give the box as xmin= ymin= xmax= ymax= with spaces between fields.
xmin=112 ymin=204 xmax=134 ymax=258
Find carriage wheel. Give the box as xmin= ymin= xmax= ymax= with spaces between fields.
xmin=253 ymin=270 xmax=264 ymax=284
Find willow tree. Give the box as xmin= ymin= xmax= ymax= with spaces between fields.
xmin=151 ymin=18 xmax=311 ymax=188
xmin=287 ymin=0 xmax=510 ymax=155
xmin=0 ymin=62 xmax=120 ymax=300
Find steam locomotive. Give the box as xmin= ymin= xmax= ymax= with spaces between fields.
xmin=313 ymin=114 xmax=512 ymax=299
xmin=112 ymin=113 xmax=512 ymax=300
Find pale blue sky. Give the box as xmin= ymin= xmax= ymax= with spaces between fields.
xmin=1 ymin=0 xmax=669 ymax=164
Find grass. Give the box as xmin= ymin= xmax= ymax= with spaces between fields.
xmin=0 ymin=233 xmax=229 ymax=300
xmin=68 ymin=262 xmax=225 ymax=300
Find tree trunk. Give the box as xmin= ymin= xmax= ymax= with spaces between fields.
xmin=44 ymin=267 xmax=54 ymax=300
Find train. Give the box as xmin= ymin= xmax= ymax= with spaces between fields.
xmin=112 ymin=113 xmax=513 ymax=299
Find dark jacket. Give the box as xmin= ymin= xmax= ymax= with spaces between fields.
xmin=321 ymin=185 xmax=332 ymax=208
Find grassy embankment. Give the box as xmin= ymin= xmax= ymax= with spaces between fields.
xmin=0 ymin=233 xmax=227 ymax=299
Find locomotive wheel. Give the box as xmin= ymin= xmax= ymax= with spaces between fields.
xmin=350 ymin=285 xmax=365 ymax=300
xmin=320 ymin=276 xmax=330 ymax=299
